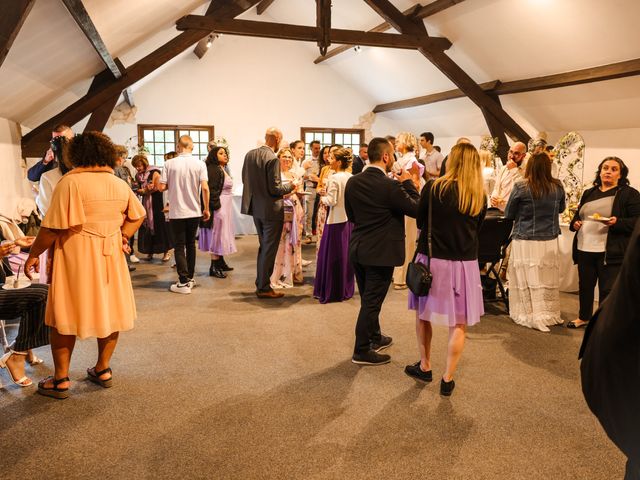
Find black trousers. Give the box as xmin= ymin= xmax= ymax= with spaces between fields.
xmin=170 ymin=217 xmax=200 ymax=284
xmin=253 ymin=217 xmax=284 ymax=292
xmin=0 ymin=284 xmax=49 ymax=351
xmin=352 ymin=262 xmax=394 ymax=354
xmin=576 ymin=251 xmax=621 ymax=320
xmin=626 ymin=459 xmax=640 ymax=480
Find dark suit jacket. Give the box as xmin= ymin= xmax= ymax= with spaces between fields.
xmin=580 ymin=219 xmax=640 ymax=465
xmin=241 ymin=146 xmax=293 ymax=221
xmin=352 ymin=156 xmax=365 ymax=175
xmin=345 ymin=166 xmax=419 ymax=266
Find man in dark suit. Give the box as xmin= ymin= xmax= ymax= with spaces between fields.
xmin=345 ymin=137 xmax=420 ymax=365
xmin=241 ymin=127 xmax=296 ymax=299
xmin=351 ymin=143 xmax=368 ymax=175
xmin=580 ymin=219 xmax=640 ymax=480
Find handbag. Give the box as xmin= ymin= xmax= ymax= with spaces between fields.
xmin=283 ymin=204 xmax=294 ymax=223
xmin=406 ymin=184 xmax=433 ymax=297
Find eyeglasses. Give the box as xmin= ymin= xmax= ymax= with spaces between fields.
xmin=509 ymin=150 xmax=525 ymax=156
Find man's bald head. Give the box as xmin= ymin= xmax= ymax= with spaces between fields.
xmin=177 ymin=135 xmax=194 ymax=153
xmin=508 ymin=141 xmax=527 ymax=165
xmin=265 ymin=127 xmax=282 ymax=150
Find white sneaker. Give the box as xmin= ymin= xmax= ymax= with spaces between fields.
xmin=170 ymin=282 xmax=191 ymax=294
xmin=129 ymin=255 xmax=140 ymax=263
xmin=187 ymin=279 xmax=196 ymax=289
xmin=301 ymin=259 xmax=312 ymax=267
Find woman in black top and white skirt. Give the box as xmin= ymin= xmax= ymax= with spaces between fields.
xmin=405 ymin=143 xmax=486 ymax=396
xmin=567 ymin=157 xmax=640 ymax=328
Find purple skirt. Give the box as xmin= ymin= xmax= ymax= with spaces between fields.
xmin=313 ymin=221 xmax=355 ymax=304
xmin=408 ymin=254 xmax=484 ymax=327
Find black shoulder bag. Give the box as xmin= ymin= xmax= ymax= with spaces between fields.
xmin=406 ymin=184 xmax=433 ymax=297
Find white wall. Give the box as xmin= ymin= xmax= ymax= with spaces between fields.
xmin=104 ymin=35 xmax=374 ymax=181
xmin=0 ymin=118 xmax=31 ymax=216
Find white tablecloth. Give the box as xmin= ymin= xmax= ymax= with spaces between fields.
xmin=232 ymin=195 xmax=257 ymax=235
xmin=558 ymin=224 xmax=578 ymax=292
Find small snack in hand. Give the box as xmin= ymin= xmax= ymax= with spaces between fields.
xmin=592 ymin=212 xmax=602 ymax=219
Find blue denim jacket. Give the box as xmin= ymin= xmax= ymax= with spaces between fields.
xmin=504 ymin=181 xmax=566 ymax=240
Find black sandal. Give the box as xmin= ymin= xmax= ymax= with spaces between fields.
xmin=37 ymin=376 xmax=70 ymax=400
xmin=87 ymin=367 xmax=113 ymax=388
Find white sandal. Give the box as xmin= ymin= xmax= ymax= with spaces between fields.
xmin=27 ymin=350 xmax=44 ymax=365
xmin=0 ymin=350 xmax=33 ymax=387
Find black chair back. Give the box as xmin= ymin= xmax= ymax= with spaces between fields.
xmin=478 ymin=216 xmax=514 ymax=263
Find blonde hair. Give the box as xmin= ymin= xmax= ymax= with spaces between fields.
xmin=478 ymin=149 xmax=493 ymax=168
xmin=115 ymin=145 xmax=128 ymax=158
xmin=433 ymin=143 xmax=485 ymax=216
xmin=395 ymin=132 xmax=417 ymax=152
xmin=332 ymin=147 xmax=353 ymax=170
xmin=131 ymin=154 xmax=149 ymax=169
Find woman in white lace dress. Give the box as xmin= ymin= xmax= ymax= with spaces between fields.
xmin=504 ymin=152 xmax=566 ymax=332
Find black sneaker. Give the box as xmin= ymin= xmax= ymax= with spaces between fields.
xmin=352 ymin=350 xmax=391 ymax=366
xmin=371 ymin=334 xmax=393 ymax=353
xmin=404 ymin=362 xmax=433 ymax=383
xmin=440 ymin=378 xmax=456 ymax=396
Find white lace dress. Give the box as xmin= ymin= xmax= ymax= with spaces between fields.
xmin=507 ymin=238 xmax=563 ymax=332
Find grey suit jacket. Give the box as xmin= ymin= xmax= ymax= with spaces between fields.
xmin=241 ymin=146 xmax=293 ymax=221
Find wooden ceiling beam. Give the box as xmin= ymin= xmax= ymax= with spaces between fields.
xmin=256 ymin=0 xmax=276 ymax=15
xmin=374 ymin=80 xmax=500 ymax=112
xmin=21 ymin=0 xmax=262 ymax=157
xmin=0 ymin=0 xmax=35 ymax=68
xmin=193 ymin=0 xmax=261 ymax=59
xmin=316 ymin=0 xmax=331 ymax=56
xmin=374 ymin=57 xmax=640 ymax=112
xmin=363 ymin=0 xmax=529 ymax=142
xmin=315 ymin=0 xmax=466 ymax=64
xmin=176 ymin=16 xmax=451 ymax=50
xmin=480 ymin=94 xmax=510 ymax=164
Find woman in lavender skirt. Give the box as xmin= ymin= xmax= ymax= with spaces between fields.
xmin=198 ymin=146 xmax=236 ymax=278
xmin=314 ymin=147 xmax=355 ymax=303
xmin=405 ymin=143 xmax=486 ymax=397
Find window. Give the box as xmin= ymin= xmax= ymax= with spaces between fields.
xmin=137 ymin=124 xmax=214 ymax=166
xmin=300 ymin=127 xmax=364 ymax=158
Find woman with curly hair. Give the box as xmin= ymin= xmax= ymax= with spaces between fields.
xmin=567 ymin=156 xmax=640 ymax=328
xmin=25 ymin=131 xmax=146 ymax=399
xmin=198 ymin=146 xmax=237 ymax=278
xmin=132 ymin=154 xmax=172 ymax=262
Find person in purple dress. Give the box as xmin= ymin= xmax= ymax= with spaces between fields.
xmin=314 ymin=147 xmax=355 ymax=303
xmin=198 ymin=146 xmax=236 ymax=278
xmin=405 ymin=143 xmax=487 ymax=397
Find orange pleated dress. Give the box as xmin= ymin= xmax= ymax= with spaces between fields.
xmin=42 ymin=167 xmax=146 ymax=339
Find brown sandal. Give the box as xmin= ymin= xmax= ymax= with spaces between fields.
xmin=37 ymin=376 xmax=70 ymax=399
xmin=87 ymin=367 xmax=113 ymax=388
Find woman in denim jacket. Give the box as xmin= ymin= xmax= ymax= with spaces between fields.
xmin=505 ymin=153 xmax=566 ymax=332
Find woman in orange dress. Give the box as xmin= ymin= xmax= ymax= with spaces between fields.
xmin=25 ymin=132 xmax=146 ymax=400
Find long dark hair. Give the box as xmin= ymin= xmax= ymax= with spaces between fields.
xmin=525 ymin=153 xmax=562 ymax=199
xmin=206 ymin=146 xmax=228 ymax=166
xmin=318 ymin=146 xmax=330 ymax=169
xmin=592 ymin=156 xmax=629 ymax=187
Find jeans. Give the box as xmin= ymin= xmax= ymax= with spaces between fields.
xmin=352 ymin=262 xmax=394 ymax=354
xmin=170 ymin=217 xmax=200 ymax=284
xmin=576 ymin=250 xmax=621 ymax=320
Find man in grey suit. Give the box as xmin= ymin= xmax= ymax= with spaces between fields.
xmin=241 ymin=127 xmax=297 ymax=298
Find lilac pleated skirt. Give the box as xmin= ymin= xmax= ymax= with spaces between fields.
xmin=408 ymin=254 xmax=484 ymax=327
xmin=313 ymin=221 xmax=355 ymax=304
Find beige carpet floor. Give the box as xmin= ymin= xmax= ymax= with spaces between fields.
xmin=0 ymin=236 xmax=624 ymax=479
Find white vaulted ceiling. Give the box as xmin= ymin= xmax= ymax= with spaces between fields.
xmin=1 ymin=0 xmax=639 ymax=136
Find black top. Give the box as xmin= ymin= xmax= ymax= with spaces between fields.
xmin=570 ymin=184 xmax=640 ymax=265
xmin=580 ymin=219 xmax=640 ymax=464
xmin=416 ymin=180 xmax=486 ymax=261
xmin=345 ymin=166 xmax=419 ymax=267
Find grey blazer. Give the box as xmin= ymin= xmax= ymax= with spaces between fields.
xmin=241 ymin=146 xmax=293 ymax=221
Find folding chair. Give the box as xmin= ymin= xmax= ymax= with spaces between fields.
xmin=478 ymin=212 xmax=513 ymax=313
